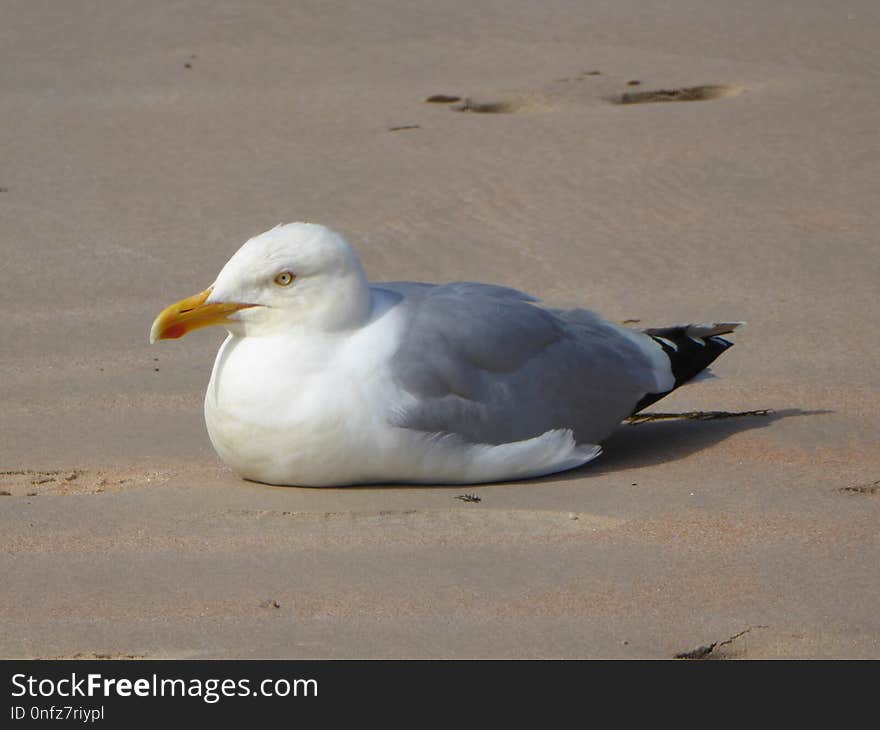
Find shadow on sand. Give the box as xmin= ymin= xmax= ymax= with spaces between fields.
xmin=534 ymin=407 xmax=831 ymax=483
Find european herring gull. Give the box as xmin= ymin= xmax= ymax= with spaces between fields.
xmin=150 ymin=223 xmax=741 ymax=486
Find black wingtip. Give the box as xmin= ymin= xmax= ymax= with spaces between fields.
xmin=631 ymin=327 xmax=737 ymax=414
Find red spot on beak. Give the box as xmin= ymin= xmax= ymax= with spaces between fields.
xmin=164 ymin=323 xmax=187 ymax=339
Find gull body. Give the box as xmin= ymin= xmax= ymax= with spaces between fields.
xmin=151 ymin=223 xmax=741 ymax=486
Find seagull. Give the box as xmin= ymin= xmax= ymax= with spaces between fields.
xmin=150 ymin=223 xmax=741 ymax=486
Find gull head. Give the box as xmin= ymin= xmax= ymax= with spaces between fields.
xmin=150 ymin=223 xmax=371 ymax=342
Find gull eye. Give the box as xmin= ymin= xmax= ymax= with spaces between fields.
xmin=274 ymin=271 xmax=295 ymax=287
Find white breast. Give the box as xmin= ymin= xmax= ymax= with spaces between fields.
xmin=204 ymin=290 xmax=407 ymax=485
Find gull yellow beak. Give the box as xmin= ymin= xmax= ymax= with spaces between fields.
xmin=149 ymin=287 xmax=257 ymax=343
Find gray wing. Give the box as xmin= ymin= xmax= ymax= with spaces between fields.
xmin=376 ymin=281 xmax=664 ymax=445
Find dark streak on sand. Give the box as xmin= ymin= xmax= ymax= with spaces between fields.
xmin=675 ymin=626 xmax=767 ymax=659
xmin=44 ymin=652 xmax=148 ymax=660
xmin=425 ymin=94 xmax=461 ymax=103
xmin=456 ymin=494 xmax=482 ymax=503
xmin=0 ymin=469 xmax=82 ymax=481
xmin=626 ymin=409 xmax=773 ymax=425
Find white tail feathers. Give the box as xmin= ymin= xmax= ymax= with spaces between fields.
xmin=683 ymin=321 xmax=745 ymax=338
xmin=689 ymin=367 xmax=718 ymax=383
xmin=644 ymin=321 xmax=745 ymax=339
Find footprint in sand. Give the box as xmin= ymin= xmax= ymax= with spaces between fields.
xmin=426 ymin=93 xmax=549 ymax=114
xmin=423 ymin=75 xmax=742 ymax=115
xmin=0 ymin=468 xmax=170 ymax=496
xmin=449 ymin=98 xmax=528 ymax=114
xmin=611 ymin=84 xmax=740 ymax=105
xmin=838 ymin=480 xmax=880 ymax=496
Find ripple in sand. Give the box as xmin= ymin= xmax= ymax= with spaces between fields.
xmin=0 ymin=468 xmax=170 ymax=496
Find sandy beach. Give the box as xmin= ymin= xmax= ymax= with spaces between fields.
xmin=2 ymin=1 xmax=878 ymax=658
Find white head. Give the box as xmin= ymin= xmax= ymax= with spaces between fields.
xmin=150 ymin=223 xmax=372 ymax=342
